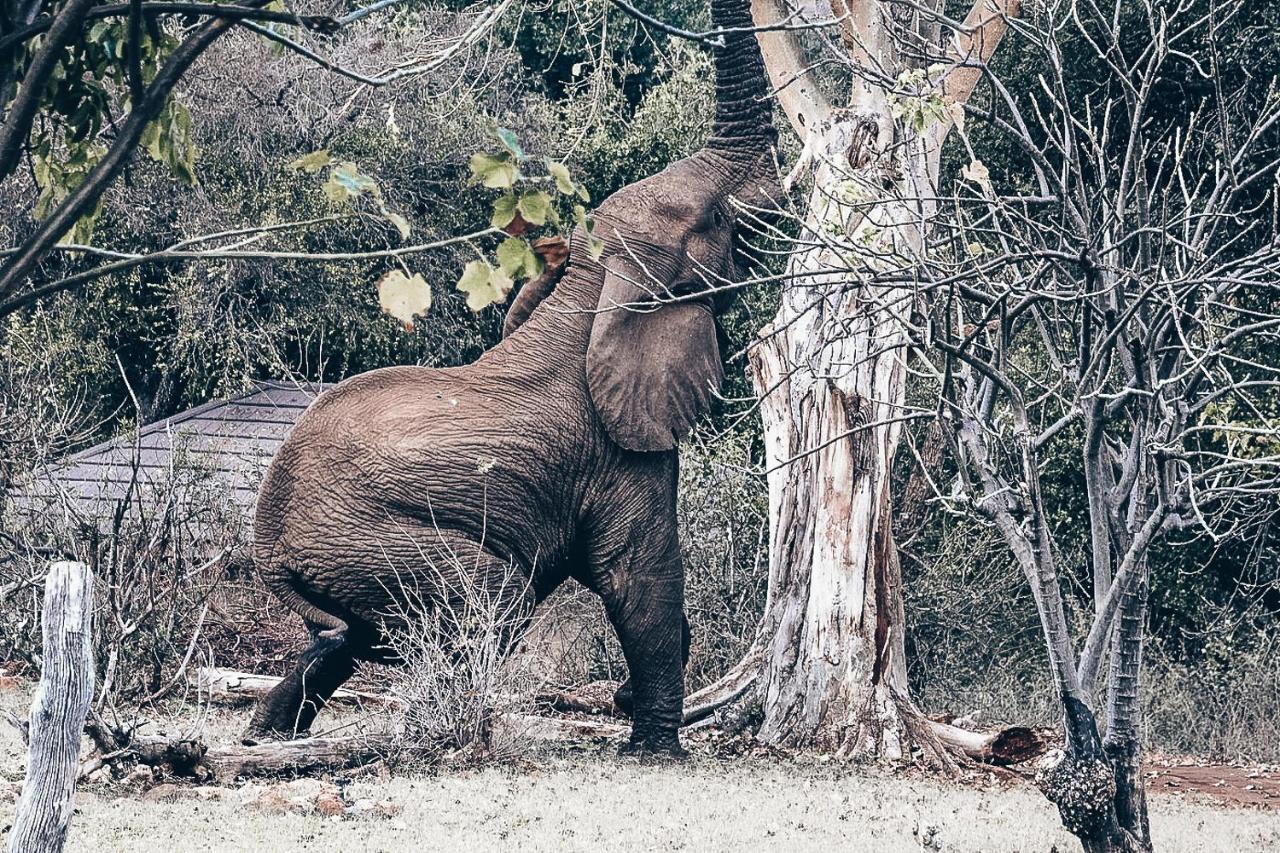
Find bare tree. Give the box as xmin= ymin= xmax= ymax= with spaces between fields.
xmin=785 ymin=0 xmax=1279 ymax=848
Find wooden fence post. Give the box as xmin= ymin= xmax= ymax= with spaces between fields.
xmin=8 ymin=562 xmax=94 ymax=853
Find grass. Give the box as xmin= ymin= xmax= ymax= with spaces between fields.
xmin=3 ymin=693 xmax=1279 ymax=852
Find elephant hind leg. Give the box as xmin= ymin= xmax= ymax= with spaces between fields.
xmin=242 ymin=626 xmax=359 ymax=744
xmin=244 ymin=563 xmax=359 ymax=743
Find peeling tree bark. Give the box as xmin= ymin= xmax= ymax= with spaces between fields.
xmin=734 ymin=0 xmax=1020 ymax=760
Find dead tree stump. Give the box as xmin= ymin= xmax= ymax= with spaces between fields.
xmin=8 ymin=562 xmax=94 ymax=853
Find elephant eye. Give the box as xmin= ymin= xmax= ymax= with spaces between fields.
xmin=692 ymin=206 xmax=724 ymax=234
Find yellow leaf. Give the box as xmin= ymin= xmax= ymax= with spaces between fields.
xmin=547 ymin=160 xmax=575 ymax=195
xmin=456 ymin=260 xmax=514 ymax=311
xmin=289 ymin=149 xmax=332 ymax=174
xmin=962 ymin=159 xmax=993 ymax=196
xmin=376 ymin=269 xmax=432 ymax=331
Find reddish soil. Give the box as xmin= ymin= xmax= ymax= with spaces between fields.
xmin=1145 ymin=755 xmax=1280 ymax=810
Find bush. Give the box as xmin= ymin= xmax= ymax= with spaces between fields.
xmin=679 ymin=431 xmax=768 ymax=690
xmin=1144 ymin=628 xmax=1280 ymax=763
xmin=1 ymin=450 xmax=245 ymax=707
xmin=382 ymin=553 xmax=545 ymax=765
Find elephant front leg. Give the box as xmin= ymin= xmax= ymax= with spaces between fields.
xmin=605 ymin=572 xmax=688 ymax=758
xmin=613 ymin=613 xmax=691 ymax=718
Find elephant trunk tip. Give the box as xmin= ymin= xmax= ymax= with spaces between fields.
xmin=706 ymin=0 xmax=776 ymax=155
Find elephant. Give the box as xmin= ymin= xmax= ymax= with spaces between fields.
xmin=243 ymin=0 xmax=778 ymax=756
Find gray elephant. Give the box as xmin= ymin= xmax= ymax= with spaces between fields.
xmin=244 ymin=0 xmax=778 ymax=756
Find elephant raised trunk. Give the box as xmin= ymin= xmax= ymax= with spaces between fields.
xmin=707 ymin=0 xmax=776 ymax=156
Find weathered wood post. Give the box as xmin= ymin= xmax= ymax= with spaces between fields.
xmin=8 ymin=562 xmax=94 ymax=853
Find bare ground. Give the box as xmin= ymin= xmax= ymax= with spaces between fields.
xmin=2 ymin=686 xmax=1278 ymax=852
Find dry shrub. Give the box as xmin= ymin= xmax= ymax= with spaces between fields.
xmin=679 ymin=433 xmax=768 ymax=691
xmin=516 ymin=584 xmax=626 ymax=689
xmin=381 ymin=555 xmax=546 ymax=766
xmin=903 ymin=516 xmax=1061 ymax=727
xmin=1 ymin=445 xmax=246 ymax=708
xmin=1143 ymin=630 xmax=1280 ymax=763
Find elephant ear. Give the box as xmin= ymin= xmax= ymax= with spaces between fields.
xmin=586 ymin=260 xmax=723 ymax=452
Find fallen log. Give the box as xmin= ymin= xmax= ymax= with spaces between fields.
xmin=204 ymin=734 xmax=396 ymax=779
xmin=108 ymin=714 xmax=627 ymax=780
xmin=534 ymin=681 xmax=621 ymax=716
xmin=927 ymin=720 xmax=1052 ymax=766
xmin=194 ymin=667 xmax=397 ymax=708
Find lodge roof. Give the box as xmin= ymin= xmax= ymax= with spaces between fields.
xmin=14 ymin=380 xmax=329 ymax=520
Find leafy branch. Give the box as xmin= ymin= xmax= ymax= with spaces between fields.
xmin=0 ymin=0 xmax=455 ymax=316
xmin=454 ymin=128 xmax=598 ymax=312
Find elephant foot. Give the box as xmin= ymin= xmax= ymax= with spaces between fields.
xmin=619 ymin=730 xmax=687 ymax=761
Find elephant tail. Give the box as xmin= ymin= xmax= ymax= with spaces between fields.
xmin=257 ymin=559 xmax=350 ymax=640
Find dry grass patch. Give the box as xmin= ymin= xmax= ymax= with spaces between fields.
xmin=3 ymin=688 xmax=1279 ymax=852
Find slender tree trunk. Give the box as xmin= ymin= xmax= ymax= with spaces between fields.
xmin=1103 ymin=568 xmax=1150 ymax=850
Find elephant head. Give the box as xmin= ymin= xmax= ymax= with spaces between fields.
xmin=581 ymin=0 xmax=779 ymax=452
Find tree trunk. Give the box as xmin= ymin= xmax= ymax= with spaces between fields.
xmin=730 ymin=0 xmax=1019 ymax=762
xmin=1038 ymin=698 xmax=1145 ymax=853
xmin=750 ymin=300 xmax=921 ymax=757
xmin=1102 ymin=563 xmax=1151 ymax=849
xmin=746 ymin=96 xmax=947 ymax=758
xmin=9 ymin=562 xmax=94 ymax=853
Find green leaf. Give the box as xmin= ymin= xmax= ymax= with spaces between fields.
xmin=516 ymin=190 xmax=552 ymax=226
xmin=547 ymin=160 xmax=575 ymax=195
xmin=495 ymin=127 xmax=524 ymax=160
xmin=141 ymin=119 xmax=162 ymax=161
xmin=456 ymin=260 xmax=515 ymax=311
xmin=496 ymin=236 xmax=540 ymax=279
xmin=574 ymin=203 xmax=604 ymax=258
xmin=324 ymin=161 xmax=379 ymax=203
xmin=322 ymin=176 xmax=349 ymax=204
xmin=587 ymin=235 xmax=605 ymax=260
xmin=289 ymin=149 xmax=333 ymax=173
xmin=469 ymin=152 xmax=518 ymax=189
xmin=491 ymin=193 xmax=517 ymax=229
